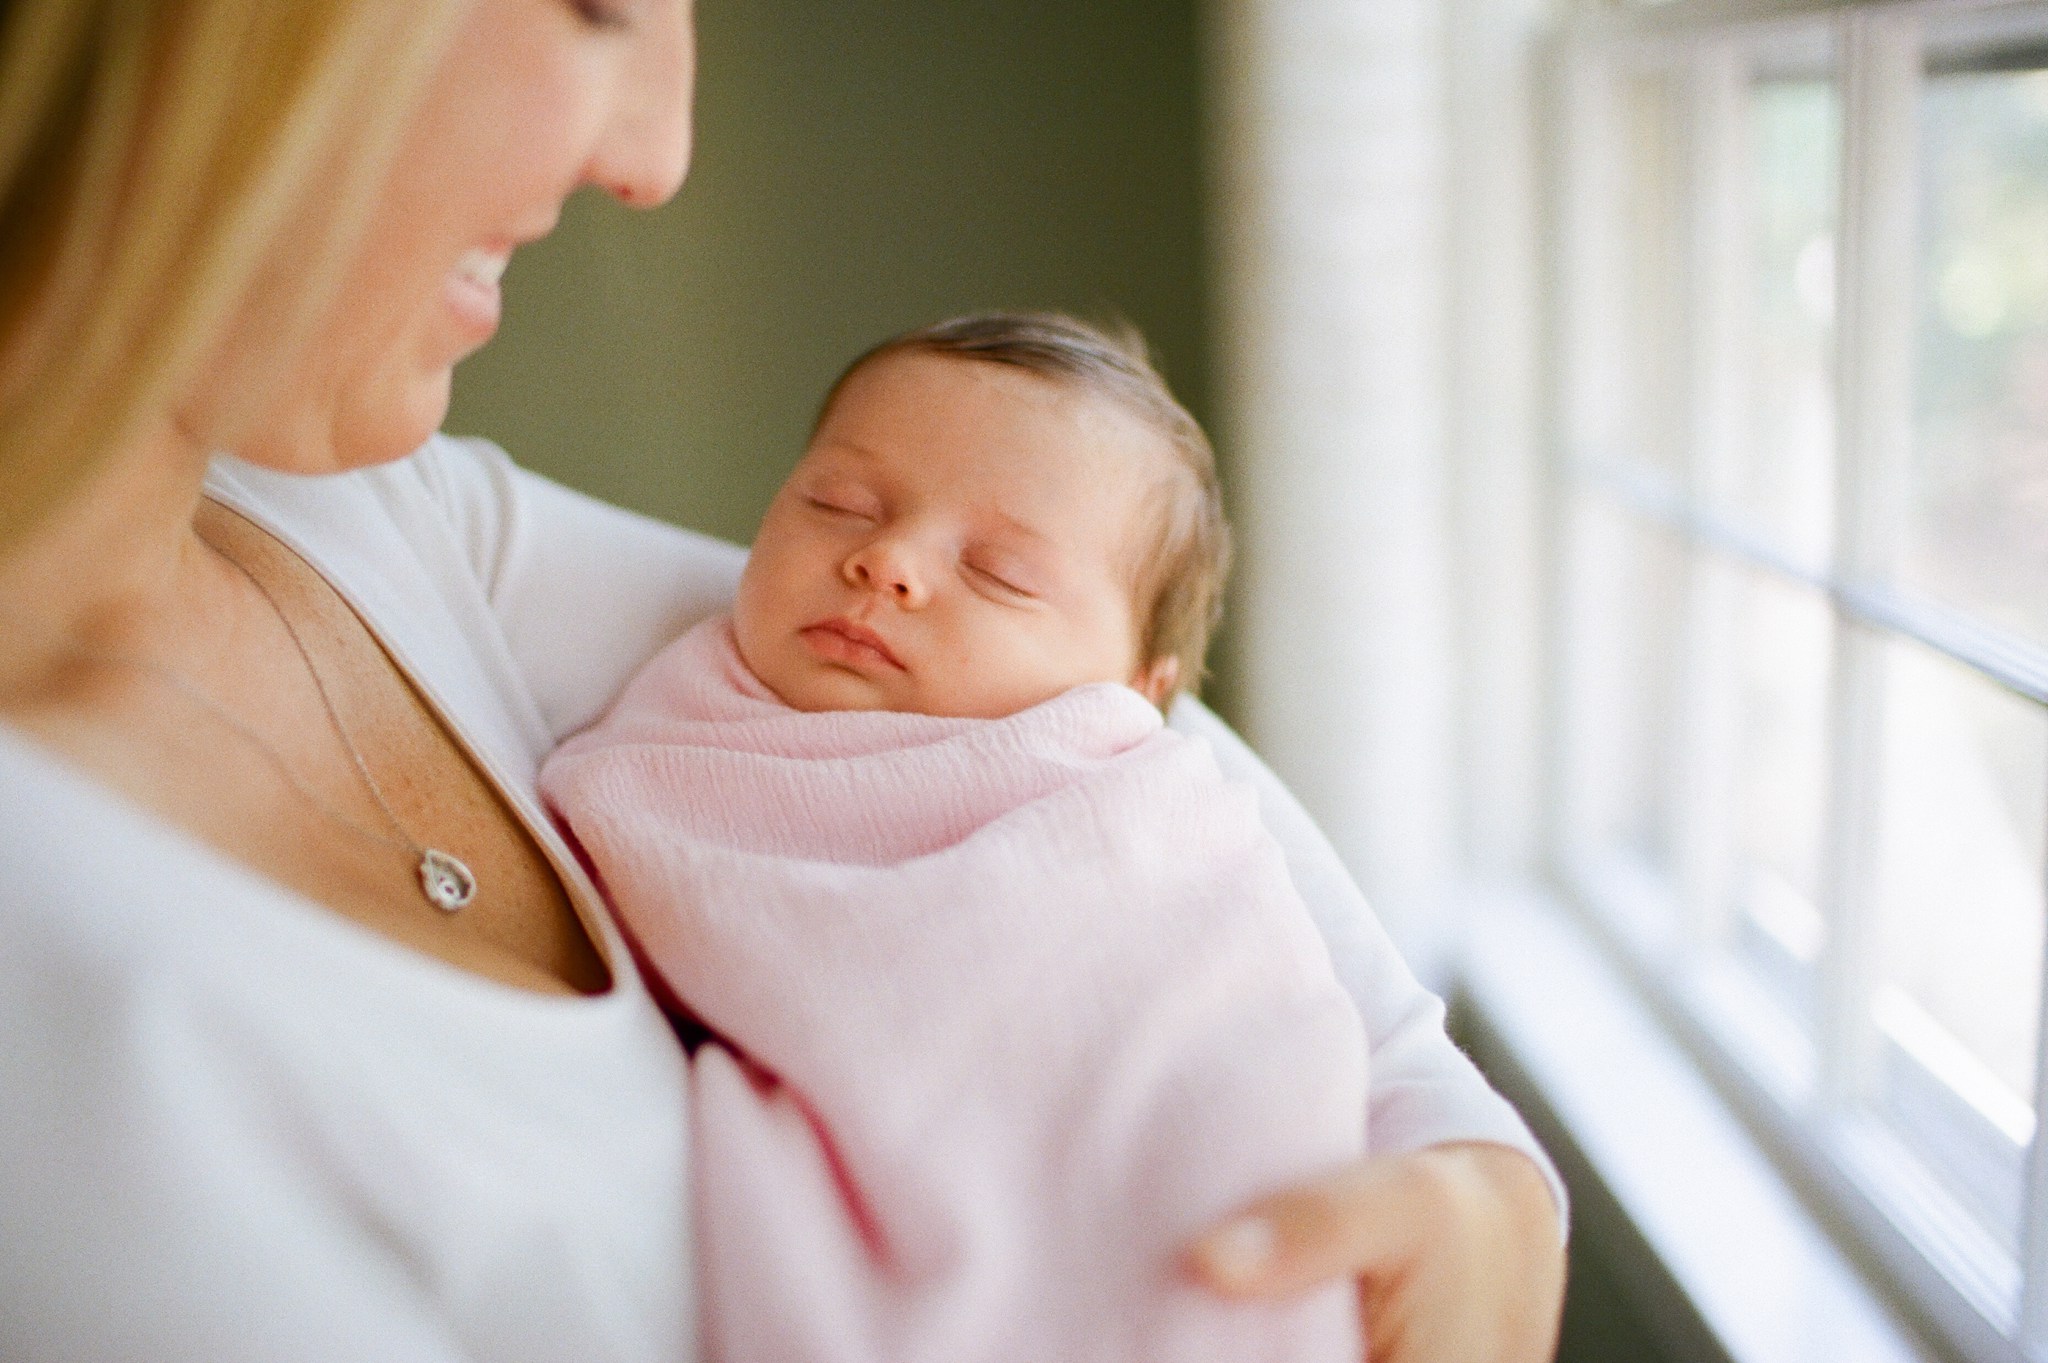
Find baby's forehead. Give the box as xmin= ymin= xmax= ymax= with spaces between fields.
xmin=822 ymin=355 xmax=1174 ymax=485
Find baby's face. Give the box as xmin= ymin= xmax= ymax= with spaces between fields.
xmin=734 ymin=351 xmax=1175 ymax=719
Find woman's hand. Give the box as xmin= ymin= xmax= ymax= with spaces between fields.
xmin=1187 ymin=1142 xmax=1565 ymax=1362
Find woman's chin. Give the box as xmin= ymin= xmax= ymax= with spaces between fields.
xmin=333 ymin=365 xmax=455 ymax=469
xmin=229 ymin=376 xmax=452 ymax=475
xmin=360 ymin=374 xmax=455 ymax=464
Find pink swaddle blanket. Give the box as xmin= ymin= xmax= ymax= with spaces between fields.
xmin=540 ymin=619 xmax=1368 ymax=1362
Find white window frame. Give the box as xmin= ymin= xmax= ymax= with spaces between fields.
xmin=1544 ymin=3 xmax=2048 ymax=1361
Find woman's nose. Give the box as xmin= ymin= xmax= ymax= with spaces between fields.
xmin=586 ymin=2 xmax=697 ymax=209
xmin=844 ymin=538 xmax=932 ymax=609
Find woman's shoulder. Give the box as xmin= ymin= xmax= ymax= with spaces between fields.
xmin=206 ymin=436 xmax=747 ymax=746
xmin=202 ymin=432 xmax=522 ymax=593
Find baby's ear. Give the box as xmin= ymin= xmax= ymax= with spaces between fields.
xmin=1132 ymin=655 xmax=1181 ymax=707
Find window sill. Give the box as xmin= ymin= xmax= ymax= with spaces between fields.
xmin=1451 ymin=884 xmax=1941 ymax=1363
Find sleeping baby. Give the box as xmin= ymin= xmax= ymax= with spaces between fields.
xmin=539 ymin=313 xmax=1368 ymax=1361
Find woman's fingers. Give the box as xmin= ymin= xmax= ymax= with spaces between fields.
xmin=1187 ymin=1158 xmax=1417 ymax=1298
xmin=1186 ymin=1143 xmax=1567 ymax=1363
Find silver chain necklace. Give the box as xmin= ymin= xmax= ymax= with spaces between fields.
xmin=44 ymin=542 xmax=479 ymax=913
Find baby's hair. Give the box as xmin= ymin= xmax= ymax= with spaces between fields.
xmin=817 ymin=312 xmax=1230 ymax=702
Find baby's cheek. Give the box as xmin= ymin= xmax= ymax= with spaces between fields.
xmin=729 ymin=585 xmax=795 ymax=700
xmin=944 ymin=634 xmax=1075 ymax=718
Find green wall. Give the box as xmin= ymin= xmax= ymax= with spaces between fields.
xmin=447 ymin=0 xmax=1212 ymax=550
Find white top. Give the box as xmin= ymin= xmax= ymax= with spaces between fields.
xmin=0 ymin=434 xmax=1557 ymax=1362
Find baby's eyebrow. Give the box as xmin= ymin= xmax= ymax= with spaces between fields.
xmin=983 ymin=507 xmax=1050 ymax=546
xmin=813 ymin=437 xmax=882 ymax=463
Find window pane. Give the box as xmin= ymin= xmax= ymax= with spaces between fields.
xmin=1742 ymin=80 xmax=1839 ymax=569
xmin=1727 ymin=569 xmax=1832 ymax=1012
xmin=1563 ymin=498 xmax=1688 ymax=887
xmin=1869 ymin=640 xmax=2044 ymax=1251
xmin=1908 ymin=67 xmax=2048 ymax=648
xmin=1874 ymin=640 xmax=2045 ymax=1122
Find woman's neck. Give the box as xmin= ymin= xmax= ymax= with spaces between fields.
xmin=0 ymin=419 xmax=230 ymax=700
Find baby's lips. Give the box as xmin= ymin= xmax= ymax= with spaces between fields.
xmin=802 ymin=618 xmax=907 ymax=671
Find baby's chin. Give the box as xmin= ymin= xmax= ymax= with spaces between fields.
xmin=755 ymin=656 xmax=1048 ymax=720
xmin=771 ymin=670 xmax=902 ymax=714
xmin=740 ymin=641 xmax=906 ymax=715
xmin=795 ymin=672 xmax=1083 ymax=720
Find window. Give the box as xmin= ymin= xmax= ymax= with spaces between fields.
xmin=1551 ymin=4 xmax=2048 ymax=1359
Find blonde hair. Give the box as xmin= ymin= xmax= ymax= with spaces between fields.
xmin=0 ymin=0 xmax=467 ymax=549
xmin=820 ymin=312 xmax=1232 ymax=701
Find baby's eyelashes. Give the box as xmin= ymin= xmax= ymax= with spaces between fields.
xmin=966 ymin=561 xmax=1038 ymax=602
xmin=803 ymin=494 xmax=876 ymax=521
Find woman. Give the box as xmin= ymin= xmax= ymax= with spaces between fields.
xmin=0 ymin=2 xmax=1565 ymax=1359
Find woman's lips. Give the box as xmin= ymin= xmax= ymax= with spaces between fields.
xmin=801 ymin=618 xmax=906 ymax=671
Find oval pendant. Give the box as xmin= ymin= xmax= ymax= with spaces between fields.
xmin=418 ymin=848 xmax=477 ymax=912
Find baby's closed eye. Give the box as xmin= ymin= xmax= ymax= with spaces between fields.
xmin=799 ymin=478 xmax=883 ymax=520
xmin=965 ymin=558 xmax=1039 ymax=601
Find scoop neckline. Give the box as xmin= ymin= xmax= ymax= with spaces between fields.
xmin=0 ymin=454 xmax=637 ymax=1009
xmin=0 ymin=719 xmax=642 ymax=1016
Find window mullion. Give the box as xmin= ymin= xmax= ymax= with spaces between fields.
xmin=1670 ymin=44 xmax=1752 ymax=954
xmin=1816 ymin=11 xmax=1920 ymax=1115
xmin=1550 ymin=48 xmax=1624 ymax=863
xmin=1554 ymin=61 xmax=1617 ymax=468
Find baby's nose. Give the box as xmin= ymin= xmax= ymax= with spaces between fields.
xmin=847 ymin=542 xmax=931 ymax=607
